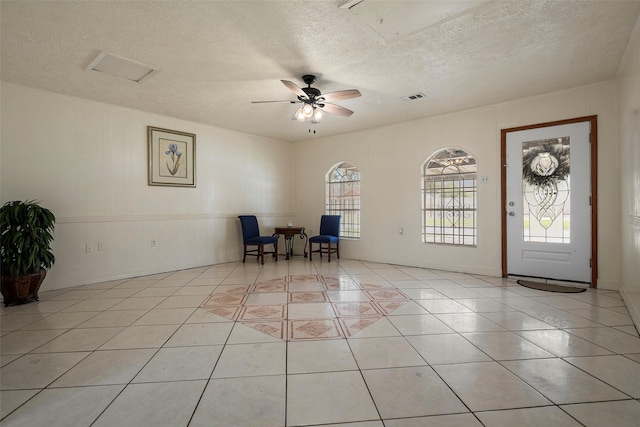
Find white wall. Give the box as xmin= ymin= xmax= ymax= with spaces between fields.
xmin=617 ymin=15 xmax=640 ymax=326
xmin=294 ymin=82 xmax=621 ymax=288
xmin=1 ymin=83 xmax=294 ymax=290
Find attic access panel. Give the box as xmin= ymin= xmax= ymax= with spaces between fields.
xmin=341 ymin=0 xmax=491 ymax=43
xmin=86 ymin=51 xmax=157 ymax=83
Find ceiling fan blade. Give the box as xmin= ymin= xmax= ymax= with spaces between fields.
xmin=281 ymin=80 xmax=308 ymax=98
xmin=251 ymin=100 xmax=298 ymax=104
xmin=319 ymin=103 xmax=354 ymax=117
xmin=319 ymin=89 xmax=362 ymax=102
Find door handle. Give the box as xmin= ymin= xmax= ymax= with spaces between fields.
xmin=509 ymin=211 xmax=515 ymax=216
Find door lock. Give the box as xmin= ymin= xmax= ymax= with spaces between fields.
xmin=509 ymin=212 xmax=515 ymax=216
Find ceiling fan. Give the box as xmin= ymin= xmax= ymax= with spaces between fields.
xmin=251 ymin=75 xmax=361 ymax=124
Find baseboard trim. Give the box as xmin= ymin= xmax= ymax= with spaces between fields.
xmin=620 ymin=288 xmax=640 ymax=330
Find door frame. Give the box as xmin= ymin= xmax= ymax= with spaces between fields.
xmin=500 ymin=116 xmax=598 ymax=287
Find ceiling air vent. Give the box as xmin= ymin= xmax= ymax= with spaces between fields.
xmin=85 ymin=51 xmax=157 ymax=83
xmin=401 ymin=92 xmax=426 ymax=101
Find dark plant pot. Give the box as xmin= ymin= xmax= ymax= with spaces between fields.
xmin=1 ymin=269 xmax=46 ymax=307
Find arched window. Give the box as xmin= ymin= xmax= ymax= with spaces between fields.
xmin=422 ymin=148 xmax=477 ymax=246
xmin=326 ymin=162 xmax=360 ymax=238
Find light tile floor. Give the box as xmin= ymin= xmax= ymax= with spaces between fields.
xmin=1 ymin=258 xmax=640 ymax=426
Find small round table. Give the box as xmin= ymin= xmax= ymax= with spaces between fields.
xmin=273 ymin=226 xmax=308 ymax=260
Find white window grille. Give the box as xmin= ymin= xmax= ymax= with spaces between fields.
xmin=422 ymin=148 xmax=477 ymax=246
xmin=326 ymin=162 xmax=360 ymax=238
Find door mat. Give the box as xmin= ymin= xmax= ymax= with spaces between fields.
xmin=517 ymin=280 xmax=587 ymax=293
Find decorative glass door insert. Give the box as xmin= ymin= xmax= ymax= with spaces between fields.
xmin=522 ymin=137 xmax=570 ymax=244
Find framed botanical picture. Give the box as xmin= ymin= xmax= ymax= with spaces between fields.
xmin=147 ymin=126 xmax=196 ymax=187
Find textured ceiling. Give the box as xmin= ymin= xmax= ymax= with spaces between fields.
xmin=2 ymin=1 xmax=639 ymax=142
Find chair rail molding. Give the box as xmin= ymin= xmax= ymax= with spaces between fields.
xmin=56 ymin=212 xmax=295 ymax=224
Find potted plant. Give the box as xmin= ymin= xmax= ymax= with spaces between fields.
xmin=0 ymin=200 xmax=55 ymax=306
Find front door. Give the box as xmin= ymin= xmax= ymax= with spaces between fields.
xmin=502 ymin=117 xmax=597 ymax=285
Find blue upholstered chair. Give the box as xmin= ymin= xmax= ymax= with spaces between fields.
xmin=238 ymin=215 xmax=278 ymax=264
xmin=309 ymin=215 xmax=341 ymax=262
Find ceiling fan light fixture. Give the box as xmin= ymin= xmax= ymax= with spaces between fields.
xmin=295 ymin=106 xmax=307 ymax=121
xmin=302 ymin=104 xmax=314 ymax=117
xmin=313 ymin=107 xmax=325 ymax=121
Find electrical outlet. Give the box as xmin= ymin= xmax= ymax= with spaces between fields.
xmin=480 ymin=175 xmax=491 ymax=184
xmin=86 ymin=244 xmax=94 ymax=253
xmin=98 ymin=241 xmax=105 ymax=251
xmin=151 ymin=239 xmax=157 ymax=247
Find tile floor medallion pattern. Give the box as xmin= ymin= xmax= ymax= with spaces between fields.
xmin=2 ymin=258 xmax=640 ymax=427
xmin=199 ymin=275 xmax=410 ymax=340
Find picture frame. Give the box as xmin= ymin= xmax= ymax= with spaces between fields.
xmin=147 ymin=126 xmax=196 ymax=187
